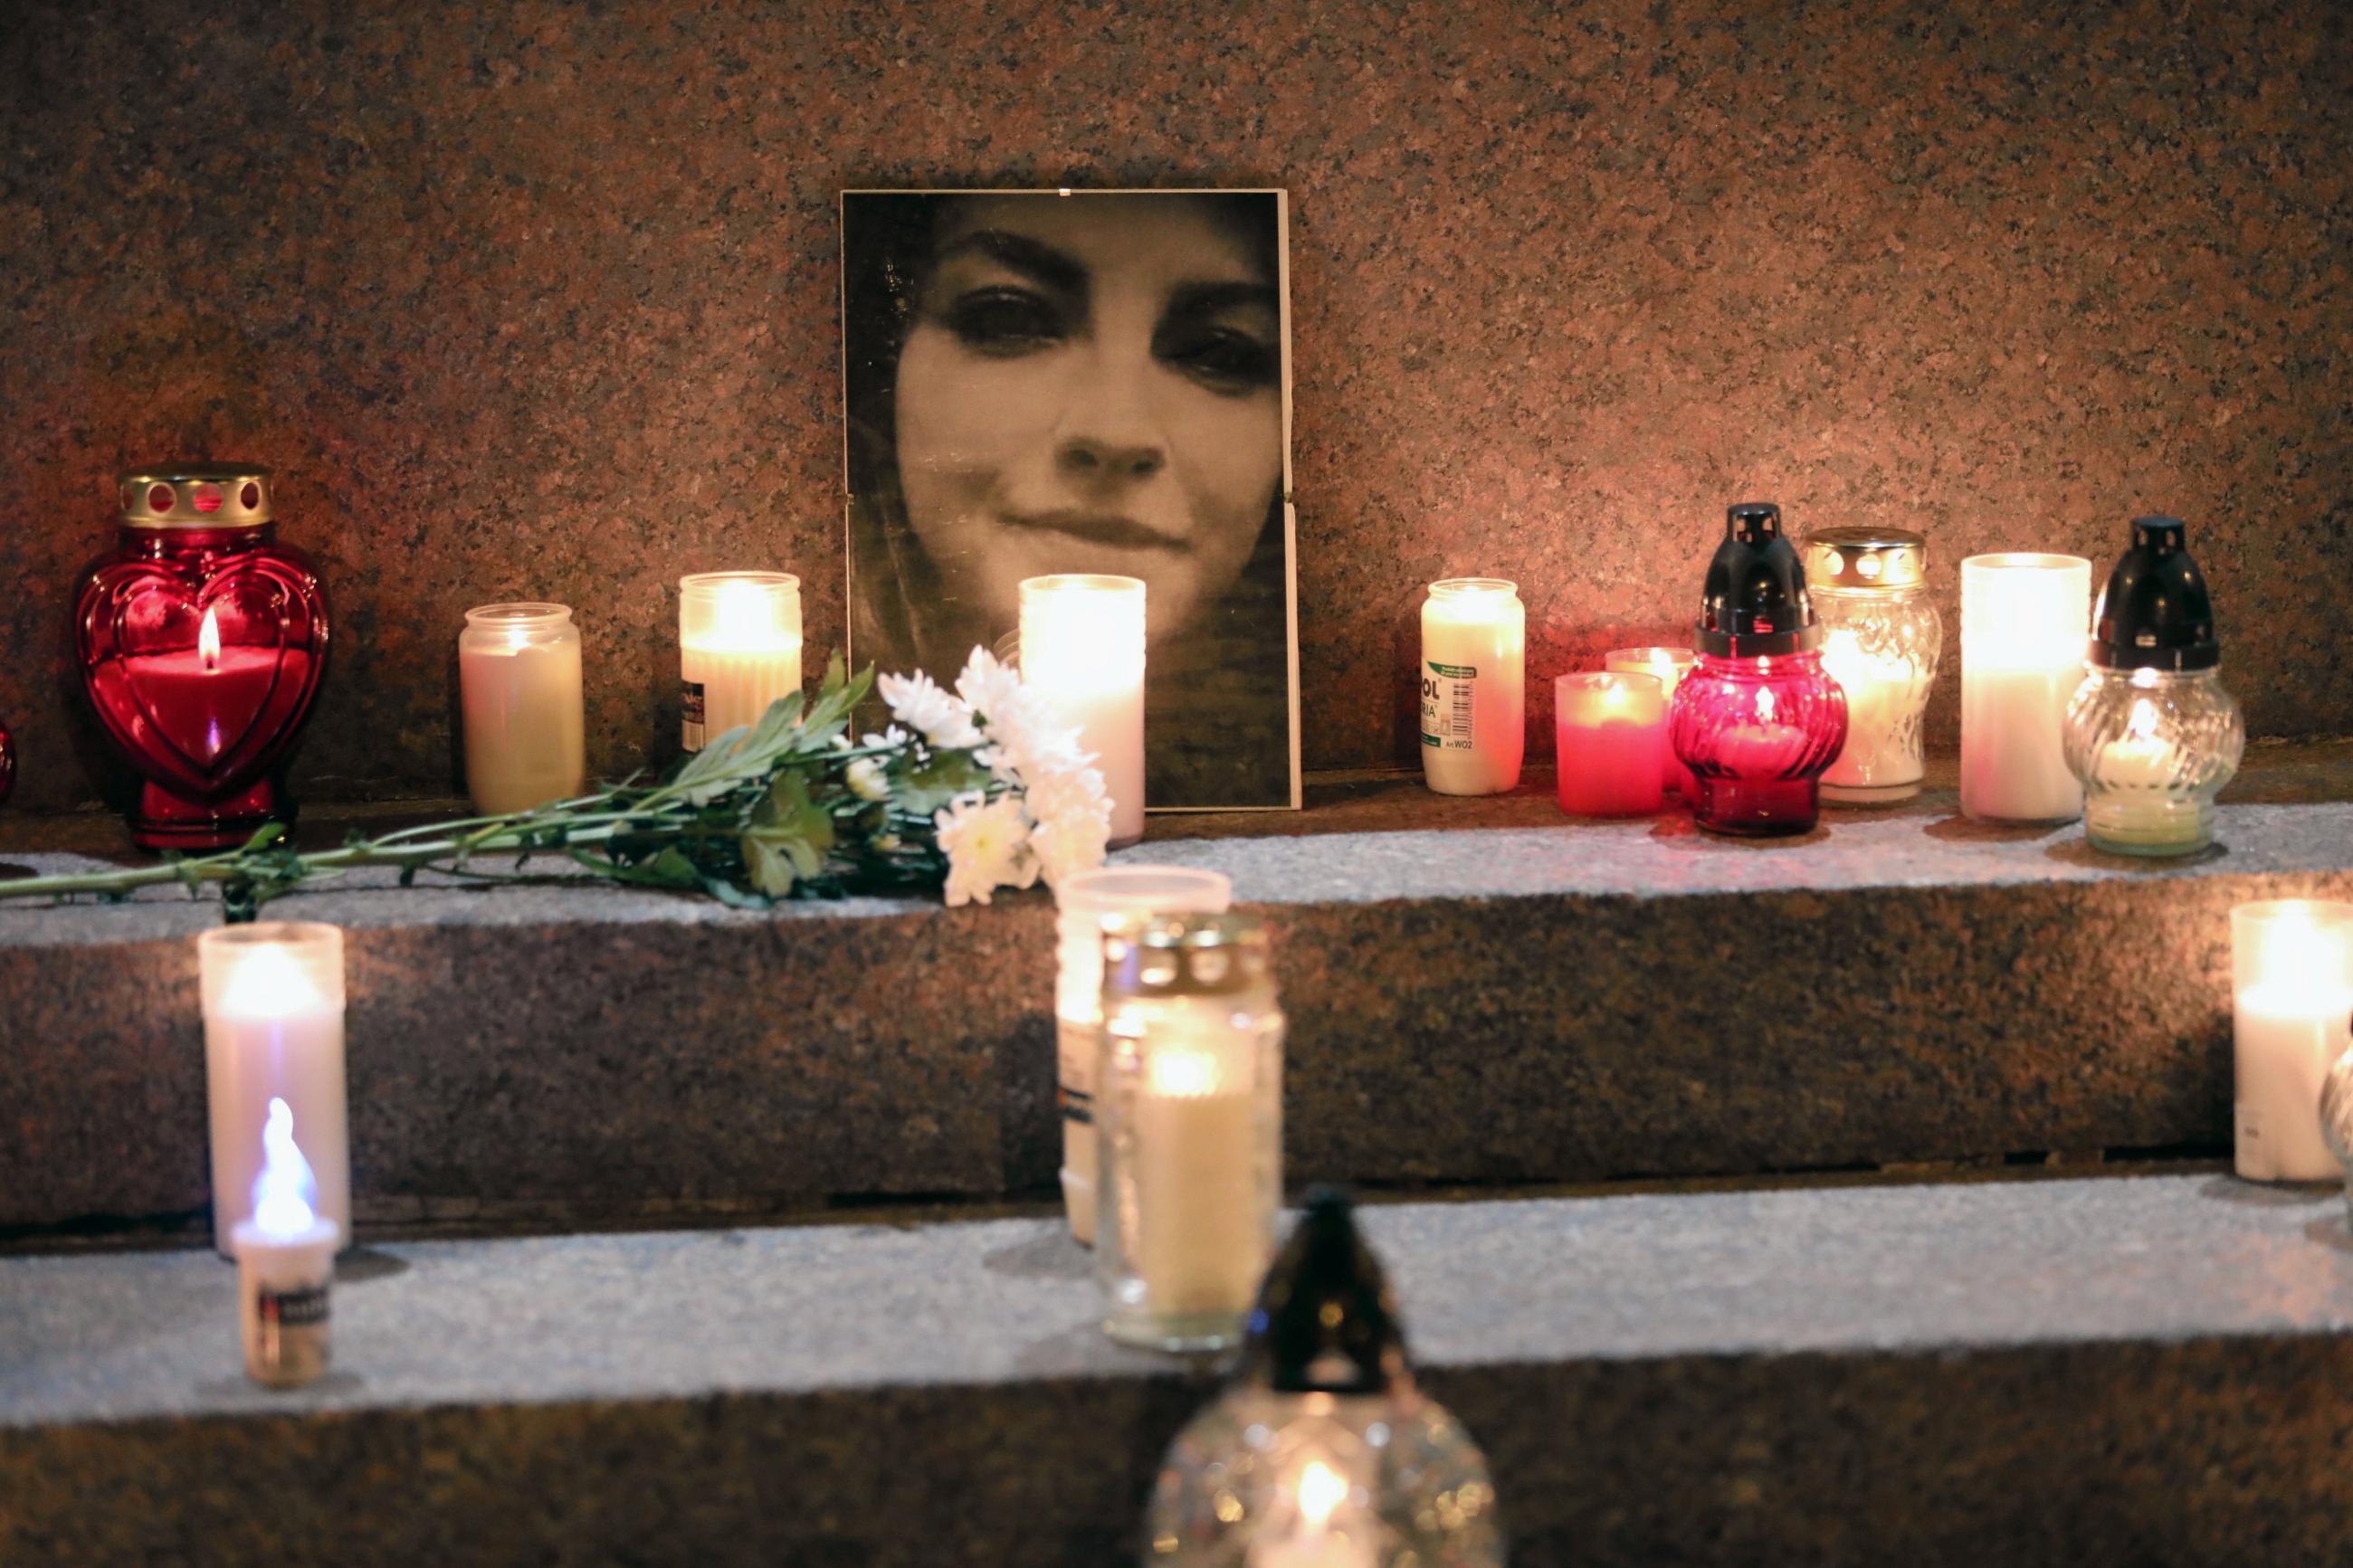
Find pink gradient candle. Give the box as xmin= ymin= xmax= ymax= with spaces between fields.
xmin=1555 ymin=672 xmax=1667 ymax=817
xmin=1604 ymin=646 xmax=1699 ymax=794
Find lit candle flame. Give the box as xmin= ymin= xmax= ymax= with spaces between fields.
xmin=2126 ymin=697 xmax=2162 ymax=744
xmin=712 ymin=577 xmax=787 ymax=650
xmin=1146 ymin=1044 xmax=1227 ymax=1099
xmin=219 ymin=940 xmax=329 ymax=1022
xmin=251 ymin=1098 xmax=320 ymax=1239
xmin=197 ymin=606 xmax=221 ymax=672
xmin=1295 ymin=1459 xmax=1350 ymax=1531
xmin=1757 ymin=686 xmax=1777 ymax=723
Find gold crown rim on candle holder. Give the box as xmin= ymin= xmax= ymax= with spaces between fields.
xmin=118 ymin=465 xmax=273 ymax=528
xmin=1800 ymin=527 xmax=1929 ymax=592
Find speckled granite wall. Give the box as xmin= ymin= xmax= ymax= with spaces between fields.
xmin=2 ymin=0 xmax=2348 ymax=810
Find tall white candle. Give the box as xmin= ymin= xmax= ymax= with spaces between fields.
xmin=1135 ymin=1024 xmax=1264 ymax=1317
xmin=2231 ymin=900 xmax=2353 ymax=1183
xmin=1959 ymin=553 xmax=2091 ymax=823
xmin=458 ymin=603 xmax=586 ymax=815
xmin=1053 ymin=867 xmax=1232 ymax=1246
xmin=198 ymin=923 xmax=349 ymax=1257
xmin=1020 ymin=575 xmax=1147 ymax=845
xmin=1421 ymin=578 xmax=1525 ymax=795
xmin=679 ymin=571 xmax=802 ymax=750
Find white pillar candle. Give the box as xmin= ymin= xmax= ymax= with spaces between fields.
xmin=679 ymin=571 xmax=802 ymax=750
xmin=1135 ymin=1023 xmax=1263 ymax=1317
xmin=1603 ymin=646 xmax=1698 ymax=794
xmin=458 ymin=603 xmax=586 ymax=815
xmin=198 ymin=922 xmax=349 ymax=1258
xmin=1421 ymin=578 xmax=1525 ymax=796
xmin=2231 ymin=900 xmax=2353 ymax=1182
xmin=230 ymin=1098 xmax=340 ymax=1387
xmin=1053 ymin=867 xmax=1232 ymax=1246
xmin=1019 ymin=575 xmax=1147 ymax=845
xmin=1959 ymin=553 xmax=2091 ymax=823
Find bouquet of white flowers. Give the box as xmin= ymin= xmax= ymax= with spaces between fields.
xmin=0 ymin=650 xmax=1112 ymax=921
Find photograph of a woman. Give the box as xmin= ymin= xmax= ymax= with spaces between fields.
xmin=843 ymin=190 xmax=1300 ymax=811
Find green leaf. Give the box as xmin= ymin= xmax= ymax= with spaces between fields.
xmin=740 ymin=834 xmax=797 ymax=897
xmin=896 ymin=746 xmax=992 ymax=818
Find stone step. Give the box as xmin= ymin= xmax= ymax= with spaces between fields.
xmin=5 ymin=1174 xmax=2351 ymax=1565
xmin=4 ymin=754 xmax=2351 ymax=1236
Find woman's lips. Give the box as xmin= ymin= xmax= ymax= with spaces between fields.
xmin=1002 ymin=509 xmax=1189 ymax=553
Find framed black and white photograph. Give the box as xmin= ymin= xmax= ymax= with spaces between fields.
xmin=843 ymin=189 xmax=1300 ymax=812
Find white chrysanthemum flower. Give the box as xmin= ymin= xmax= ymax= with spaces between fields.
xmin=878 ymin=670 xmax=982 ymax=750
xmin=844 ymin=756 xmax=891 ymax=803
xmin=1022 ymin=759 xmax=1112 ymax=887
xmin=953 ymin=647 xmax=1024 ymax=727
xmin=935 ymin=792 xmax=1038 ymax=908
xmin=861 ymin=726 xmax=912 ymax=750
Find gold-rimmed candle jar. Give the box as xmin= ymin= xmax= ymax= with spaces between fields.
xmin=1801 ymin=528 xmax=1941 ymax=806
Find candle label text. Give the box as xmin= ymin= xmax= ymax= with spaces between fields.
xmin=1422 ymin=661 xmax=1478 ymax=751
xmin=680 ymin=680 xmax=708 ymax=752
xmin=256 ymin=1283 xmax=330 ymax=1328
xmin=1058 ymin=1019 xmax=1095 ymax=1126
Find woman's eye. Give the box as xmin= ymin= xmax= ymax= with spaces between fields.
xmin=1159 ymin=327 xmax=1278 ymax=391
xmin=942 ymin=288 xmax=1065 ymax=354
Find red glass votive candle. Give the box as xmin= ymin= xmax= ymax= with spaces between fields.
xmin=1670 ymin=652 xmax=1848 ymax=835
xmin=1603 ymin=646 xmax=1699 ymax=795
xmin=1555 ymin=672 xmax=1667 ymax=817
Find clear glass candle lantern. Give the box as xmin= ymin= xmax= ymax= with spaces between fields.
xmin=1669 ymin=504 xmax=1848 ymax=836
xmin=1143 ymin=1191 xmax=1504 ymax=1567
xmin=1098 ymin=912 xmax=1284 ymax=1353
xmin=1053 ymin=866 xmax=1234 ymax=1247
xmin=2320 ymin=1045 xmax=2353 ymax=1221
xmin=2062 ymin=517 xmax=2243 ymax=857
xmin=73 ymin=467 xmax=331 ymax=849
xmin=1800 ymin=527 xmax=1941 ymax=805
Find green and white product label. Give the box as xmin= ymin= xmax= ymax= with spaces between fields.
xmin=1421 ymin=660 xmax=1479 ymax=751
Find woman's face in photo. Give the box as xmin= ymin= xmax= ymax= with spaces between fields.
xmin=893 ymin=195 xmax=1285 ymax=642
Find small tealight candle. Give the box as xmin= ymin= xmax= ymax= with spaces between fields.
xmin=1603 ymin=646 xmax=1698 ymax=794
xmin=1019 ymin=575 xmax=1148 ymax=845
xmin=1256 ymin=1456 xmax=1377 ymax=1568
xmin=458 ymin=603 xmax=586 ymax=815
xmin=231 ymin=1098 xmax=341 ymax=1388
xmin=198 ymin=922 xmax=349 ymax=1259
xmin=1959 ymin=553 xmax=2091 ymax=824
xmin=1554 ymin=672 xmax=1666 ymax=817
xmin=679 ymin=571 xmax=803 ymax=750
xmin=1421 ymin=579 xmax=1526 ymax=795
xmin=2230 ymin=900 xmax=2353 ymax=1183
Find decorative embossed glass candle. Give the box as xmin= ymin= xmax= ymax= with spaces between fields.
xmin=679 ymin=571 xmax=802 ymax=750
xmin=1053 ymin=865 xmax=1232 ymax=1247
xmin=1959 ymin=552 xmax=2091 ymax=824
xmin=2062 ymin=518 xmax=2242 ymax=857
xmin=1020 ymin=574 xmax=1148 ymax=846
xmin=74 ymin=467 xmax=330 ymax=849
xmin=1800 ymin=527 xmax=1941 ymax=805
xmin=2229 ymin=900 xmax=2353 ymax=1183
xmin=1603 ymin=646 xmax=1698 ymax=794
xmin=1098 ymin=912 xmax=1283 ymax=1353
xmin=198 ymin=922 xmax=349 ymax=1257
xmin=1669 ymin=505 xmax=1847 ymax=836
xmin=459 ymin=603 xmax=586 ymax=815
xmin=1554 ymin=672 xmax=1666 ymax=817
xmin=1420 ymin=579 xmax=1524 ymax=795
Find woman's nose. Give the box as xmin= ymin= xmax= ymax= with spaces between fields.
xmin=1053 ymin=354 xmax=1167 ymax=482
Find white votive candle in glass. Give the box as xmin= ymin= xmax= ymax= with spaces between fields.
xmin=679 ymin=571 xmax=802 ymax=750
xmin=1052 ymin=866 xmax=1232 ymax=1246
xmin=198 ymin=922 xmax=349 ymax=1257
xmin=1421 ymin=578 xmax=1525 ymax=795
xmin=1019 ymin=574 xmax=1147 ymax=846
xmin=2231 ymin=899 xmax=2353 ymax=1183
xmin=1604 ymin=646 xmax=1698 ymax=794
xmin=458 ymin=603 xmax=586 ymax=815
xmin=1959 ymin=553 xmax=2092 ymax=823
xmin=230 ymin=1098 xmax=341 ymax=1388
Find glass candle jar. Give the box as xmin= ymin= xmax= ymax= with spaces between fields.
xmin=2320 ymin=1045 xmax=2353 ymax=1221
xmin=1420 ymin=579 xmax=1524 ymax=796
xmin=1959 ymin=553 xmax=2092 ymax=824
xmin=1052 ymin=866 xmax=1233 ymax=1247
xmin=1098 ymin=912 xmax=1283 ymax=1353
xmin=1554 ymin=671 xmax=1666 ymax=817
xmin=678 ymin=571 xmax=801 ymax=750
xmin=73 ymin=467 xmax=331 ymax=850
xmin=1800 ymin=527 xmax=1941 ymax=805
xmin=2228 ymin=899 xmax=2353 ymax=1183
xmin=2062 ymin=518 xmax=2242 ymax=856
xmin=458 ymin=603 xmax=586 ymax=816
xmin=1603 ymin=646 xmax=1698 ymax=794
xmin=1020 ymin=574 xmax=1148 ymax=846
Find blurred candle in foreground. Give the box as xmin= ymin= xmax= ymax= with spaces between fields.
xmin=231 ymin=1098 xmax=341 ymax=1387
xmin=1019 ymin=574 xmax=1147 ymax=845
xmin=2230 ymin=900 xmax=2353 ymax=1183
xmin=679 ymin=571 xmax=802 ymax=750
xmin=1554 ymin=672 xmax=1666 ymax=817
xmin=198 ymin=922 xmax=349 ymax=1258
xmin=1421 ymin=578 xmax=1525 ymax=796
xmin=458 ymin=603 xmax=586 ymax=815
xmin=1604 ymin=646 xmax=1698 ymax=794
xmin=1959 ymin=553 xmax=2091 ymax=823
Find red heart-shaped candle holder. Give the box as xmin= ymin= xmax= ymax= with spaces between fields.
xmin=73 ymin=468 xmax=330 ymax=850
